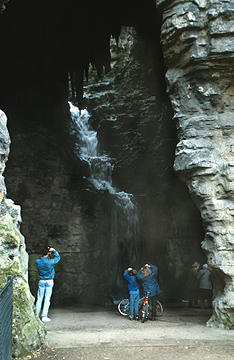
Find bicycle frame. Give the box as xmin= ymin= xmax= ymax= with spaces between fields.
xmin=141 ymin=291 xmax=150 ymax=322
xmin=118 ymin=295 xmax=163 ymax=318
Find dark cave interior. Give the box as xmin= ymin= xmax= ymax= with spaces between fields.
xmin=0 ymin=0 xmax=206 ymax=305
xmin=0 ymin=0 xmax=160 ymax=112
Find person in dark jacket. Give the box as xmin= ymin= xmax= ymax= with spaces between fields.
xmin=136 ymin=264 xmax=161 ymax=320
xmin=35 ymin=246 xmax=60 ymax=322
xmin=124 ymin=268 xmax=140 ymax=320
xmin=197 ymin=264 xmax=212 ymax=309
xmin=187 ymin=262 xmax=200 ymax=308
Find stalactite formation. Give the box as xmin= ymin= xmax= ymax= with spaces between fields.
xmin=0 ymin=3 xmax=234 ymax=358
xmin=0 ymin=0 xmax=159 ymax=110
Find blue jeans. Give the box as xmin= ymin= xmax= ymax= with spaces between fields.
xmin=36 ymin=279 xmax=54 ymax=317
xmin=130 ymin=293 xmax=140 ymax=316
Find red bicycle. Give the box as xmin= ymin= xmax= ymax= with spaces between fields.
xmin=118 ymin=292 xmax=163 ymax=322
xmin=141 ymin=291 xmax=151 ymax=323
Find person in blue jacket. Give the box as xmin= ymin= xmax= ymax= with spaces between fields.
xmin=35 ymin=246 xmax=60 ymax=322
xmin=136 ymin=263 xmax=161 ymax=320
xmin=124 ymin=268 xmax=140 ymax=320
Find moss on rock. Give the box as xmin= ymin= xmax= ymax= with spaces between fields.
xmin=0 ymin=213 xmax=46 ymax=358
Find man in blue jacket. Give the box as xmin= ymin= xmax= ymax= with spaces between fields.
xmin=124 ymin=268 xmax=140 ymax=320
xmin=137 ymin=264 xmax=161 ymax=320
xmin=35 ymin=246 xmax=60 ymax=322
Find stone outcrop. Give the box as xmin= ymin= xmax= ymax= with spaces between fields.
xmin=0 ymin=110 xmax=46 ymax=357
xmin=0 ymin=0 xmax=204 ymax=310
xmin=4 ymin=107 xmax=113 ymax=306
xmin=158 ymin=0 xmax=234 ymax=328
xmin=1 ymin=0 xmax=234 ymax=335
xmin=0 ymin=0 xmax=8 ymax=13
xmin=4 ymin=26 xmax=205 ymax=307
xmin=83 ymin=28 xmax=206 ymax=298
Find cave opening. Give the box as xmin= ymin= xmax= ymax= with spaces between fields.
xmin=0 ymin=0 xmax=206 ymax=307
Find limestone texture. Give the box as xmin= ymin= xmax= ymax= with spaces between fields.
xmin=158 ymin=0 xmax=234 ymax=328
xmin=0 ymin=0 xmax=8 ymax=13
xmin=4 ymin=27 xmax=205 ymax=306
xmin=82 ymin=28 xmax=205 ymax=299
xmin=0 ymin=0 xmax=204 ymax=311
xmin=0 ymin=111 xmax=46 ymax=358
xmin=1 ymin=0 xmax=234 ymax=333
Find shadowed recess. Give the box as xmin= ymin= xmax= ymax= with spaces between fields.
xmin=0 ymin=0 xmax=160 ymax=110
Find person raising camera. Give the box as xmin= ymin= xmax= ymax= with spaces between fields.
xmin=136 ymin=263 xmax=161 ymax=321
xmin=35 ymin=246 xmax=60 ymax=322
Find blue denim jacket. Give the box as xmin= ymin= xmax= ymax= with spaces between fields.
xmin=123 ymin=269 xmax=140 ymax=292
xmin=136 ymin=265 xmax=161 ymax=297
xmin=36 ymin=250 xmax=60 ymax=280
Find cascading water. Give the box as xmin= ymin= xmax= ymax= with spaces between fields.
xmin=110 ymin=191 xmax=142 ymax=302
xmin=69 ymin=102 xmax=115 ymax=194
xmin=69 ymin=102 xmax=142 ymax=302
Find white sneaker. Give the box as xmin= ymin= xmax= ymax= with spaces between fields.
xmin=42 ymin=317 xmax=51 ymax=322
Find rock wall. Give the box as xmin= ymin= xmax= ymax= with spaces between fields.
xmin=0 ymin=0 xmax=8 ymax=13
xmin=4 ymin=109 xmax=112 ymax=306
xmin=84 ymin=28 xmax=206 ymax=298
xmin=0 ymin=110 xmax=46 ymax=358
xmin=158 ymin=0 xmax=234 ymax=328
xmin=3 ymin=26 xmax=206 ymax=307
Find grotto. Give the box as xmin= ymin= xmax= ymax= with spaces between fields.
xmin=0 ymin=0 xmax=234 ymax=357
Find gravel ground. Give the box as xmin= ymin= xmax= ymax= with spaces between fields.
xmin=21 ymin=303 xmax=234 ymax=360
xmin=23 ymin=344 xmax=234 ymax=360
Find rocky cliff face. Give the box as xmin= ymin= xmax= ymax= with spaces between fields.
xmin=84 ymin=28 xmax=206 ymax=299
xmin=3 ymin=24 xmax=205 ymax=311
xmin=5 ymin=108 xmax=112 ymax=306
xmin=0 ymin=111 xmax=46 ymax=357
xmin=158 ymin=0 xmax=234 ymax=328
xmin=0 ymin=0 xmax=8 ymax=13
xmin=1 ymin=4 xmax=234 ymax=355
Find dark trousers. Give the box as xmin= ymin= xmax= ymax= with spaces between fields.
xmin=188 ymin=288 xmax=198 ymax=307
xmin=149 ymin=295 xmax=158 ymax=317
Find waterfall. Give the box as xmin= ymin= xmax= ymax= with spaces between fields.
xmin=69 ymin=102 xmax=142 ymax=302
xmin=69 ymin=102 xmax=115 ymax=194
xmin=111 ymin=192 xmax=142 ymax=302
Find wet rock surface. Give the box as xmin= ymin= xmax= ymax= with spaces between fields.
xmin=4 ymin=26 xmax=206 ymax=307
xmin=83 ymin=28 xmax=206 ymax=299
xmin=0 ymin=4 xmax=233 ymax=356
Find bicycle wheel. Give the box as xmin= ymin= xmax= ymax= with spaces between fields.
xmin=141 ymin=312 xmax=146 ymax=323
xmin=118 ymin=299 xmax=130 ymax=316
xmin=141 ymin=304 xmax=149 ymax=323
xmin=156 ymin=300 xmax=163 ymax=317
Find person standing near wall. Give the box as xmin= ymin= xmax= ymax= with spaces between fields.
xmin=35 ymin=246 xmax=60 ymax=322
xmin=197 ymin=264 xmax=213 ymax=309
xmin=123 ymin=267 xmax=140 ymax=320
xmin=136 ymin=264 xmax=161 ymax=321
xmin=187 ymin=262 xmax=200 ymax=308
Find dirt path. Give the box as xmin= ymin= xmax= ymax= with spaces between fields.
xmin=22 ymin=304 xmax=234 ymax=359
